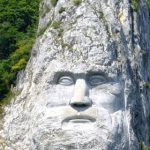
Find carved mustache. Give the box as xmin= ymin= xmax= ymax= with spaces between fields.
xmin=61 ymin=105 xmax=97 ymax=123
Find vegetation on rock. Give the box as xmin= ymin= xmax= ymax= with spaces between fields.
xmin=131 ymin=0 xmax=139 ymax=11
xmin=131 ymin=0 xmax=150 ymax=13
xmin=148 ymin=0 xmax=150 ymax=14
xmin=51 ymin=0 xmax=58 ymax=7
xmin=59 ymin=7 xmax=66 ymax=14
xmin=140 ymin=141 xmax=150 ymax=150
xmin=0 ymin=0 xmax=40 ymax=113
xmin=73 ymin=0 xmax=82 ymax=6
xmin=51 ymin=20 xmax=61 ymax=29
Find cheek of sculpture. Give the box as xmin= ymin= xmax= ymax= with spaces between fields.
xmin=90 ymin=83 xmax=124 ymax=113
xmin=46 ymin=85 xmax=74 ymax=106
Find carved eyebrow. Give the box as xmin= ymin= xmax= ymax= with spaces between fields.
xmin=54 ymin=72 xmax=86 ymax=80
xmin=86 ymin=71 xmax=106 ymax=77
xmin=55 ymin=71 xmax=74 ymax=77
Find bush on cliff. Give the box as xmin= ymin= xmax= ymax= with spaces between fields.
xmin=0 ymin=0 xmax=40 ymax=102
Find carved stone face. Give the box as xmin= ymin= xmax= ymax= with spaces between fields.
xmin=2 ymin=1 xmax=133 ymax=149
xmin=30 ymin=60 xmax=127 ymax=149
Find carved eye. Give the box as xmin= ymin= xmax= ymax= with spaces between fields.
xmin=58 ymin=76 xmax=74 ymax=86
xmin=88 ymin=75 xmax=106 ymax=86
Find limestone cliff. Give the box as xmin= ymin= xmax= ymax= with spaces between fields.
xmin=0 ymin=0 xmax=150 ymax=150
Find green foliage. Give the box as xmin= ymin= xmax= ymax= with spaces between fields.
xmin=0 ymin=91 xmax=15 ymax=119
xmin=58 ymin=28 xmax=64 ymax=37
xmin=37 ymin=20 xmax=61 ymax=36
xmin=131 ymin=0 xmax=138 ymax=11
xmin=0 ymin=0 xmax=40 ymax=59
xmin=148 ymin=0 xmax=150 ymax=15
xmin=0 ymin=59 xmax=14 ymax=99
xmin=73 ymin=0 xmax=82 ymax=6
xmin=139 ymin=141 xmax=150 ymax=150
xmin=12 ymin=58 xmax=27 ymax=72
xmin=144 ymin=82 xmax=150 ymax=88
xmin=140 ymin=141 xmax=145 ymax=150
xmin=0 ymin=0 xmax=40 ymax=104
xmin=11 ymin=38 xmax=34 ymax=71
xmin=51 ymin=0 xmax=58 ymax=7
xmin=37 ymin=21 xmax=52 ymax=36
xmin=59 ymin=7 xmax=66 ymax=14
xmin=51 ymin=20 xmax=61 ymax=29
xmin=0 ymin=37 xmax=34 ymax=100
xmin=0 ymin=25 xmax=18 ymax=59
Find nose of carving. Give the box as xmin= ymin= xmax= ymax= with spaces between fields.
xmin=70 ymin=79 xmax=92 ymax=106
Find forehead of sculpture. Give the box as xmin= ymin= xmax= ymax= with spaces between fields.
xmin=38 ymin=0 xmax=119 ymax=66
xmin=40 ymin=22 xmax=117 ymax=65
xmin=45 ymin=58 xmax=121 ymax=80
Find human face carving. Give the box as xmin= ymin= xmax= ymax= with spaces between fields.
xmin=43 ymin=65 xmax=124 ymax=127
xmin=54 ymin=71 xmax=124 ymax=130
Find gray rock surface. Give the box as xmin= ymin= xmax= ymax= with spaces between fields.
xmin=0 ymin=0 xmax=150 ymax=149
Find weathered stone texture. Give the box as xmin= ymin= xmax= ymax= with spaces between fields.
xmin=0 ymin=0 xmax=150 ymax=150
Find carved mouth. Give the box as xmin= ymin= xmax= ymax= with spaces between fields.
xmin=63 ymin=115 xmax=96 ymax=123
xmin=61 ymin=106 xmax=97 ymax=130
xmin=61 ymin=116 xmax=96 ymax=130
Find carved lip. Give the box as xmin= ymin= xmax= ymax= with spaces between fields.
xmin=63 ymin=115 xmax=96 ymax=123
xmin=69 ymin=119 xmax=92 ymax=123
xmin=61 ymin=106 xmax=97 ymax=125
xmin=61 ymin=115 xmax=96 ymax=130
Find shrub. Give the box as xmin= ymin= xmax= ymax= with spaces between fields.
xmin=140 ymin=141 xmax=145 ymax=150
xmin=73 ymin=0 xmax=82 ymax=6
xmin=148 ymin=0 xmax=150 ymax=15
xmin=37 ymin=22 xmax=52 ymax=36
xmin=51 ymin=21 xmax=61 ymax=29
xmin=0 ymin=0 xmax=40 ymax=59
xmin=0 ymin=37 xmax=34 ymax=101
xmin=59 ymin=7 xmax=66 ymax=14
xmin=0 ymin=91 xmax=14 ymax=119
xmin=51 ymin=0 xmax=58 ymax=7
xmin=0 ymin=0 xmax=39 ymax=118
xmin=58 ymin=28 xmax=64 ymax=36
xmin=144 ymin=82 xmax=150 ymax=88
xmin=131 ymin=0 xmax=138 ymax=11
xmin=11 ymin=58 xmax=27 ymax=72
xmin=139 ymin=141 xmax=150 ymax=150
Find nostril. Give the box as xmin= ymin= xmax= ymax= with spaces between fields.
xmin=70 ymin=102 xmax=90 ymax=107
xmin=70 ymin=97 xmax=92 ymax=107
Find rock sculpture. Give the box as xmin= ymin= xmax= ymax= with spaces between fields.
xmin=0 ymin=0 xmax=150 ymax=149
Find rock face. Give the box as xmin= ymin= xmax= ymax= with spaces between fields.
xmin=0 ymin=0 xmax=150 ymax=149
